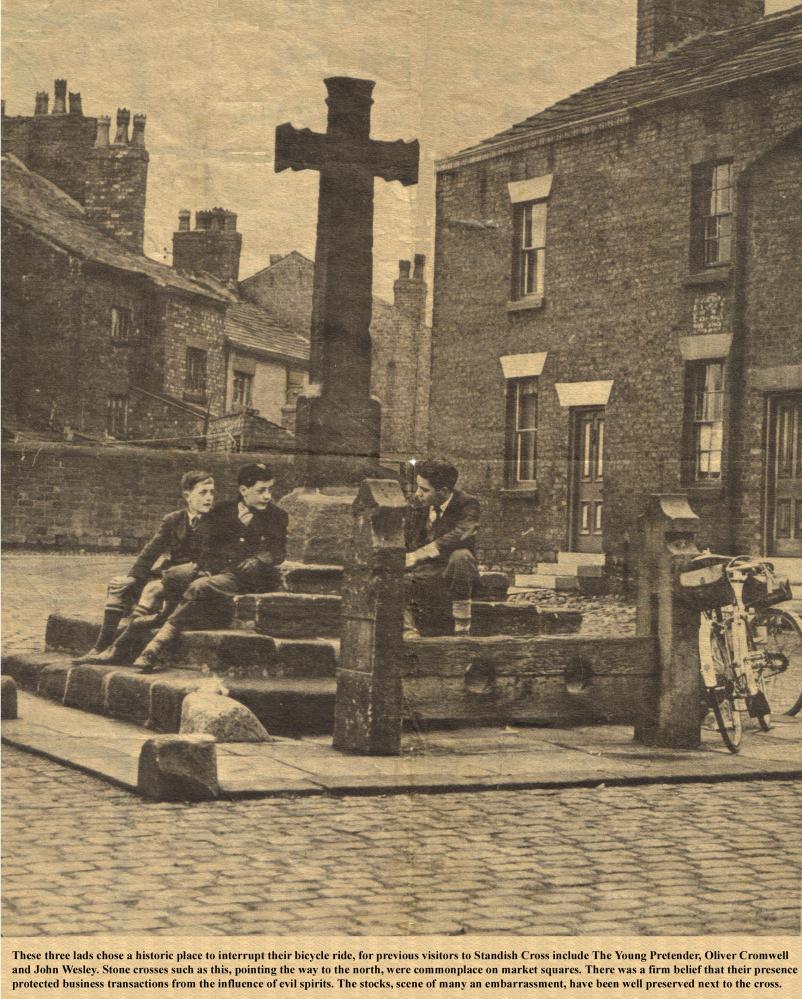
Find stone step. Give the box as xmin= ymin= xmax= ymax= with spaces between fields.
xmin=470 ymin=602 xmax=581 ymax=637
xmin=45 ymin=615 xmax=338 ymax=678
xmin=513 ymin=573 xmax=580 ymax=591
xmin=557 ymin=551 xmax=606 ymax=567
xmin=233 ymin=592 xmax=342 ymax=638
xmin=535 ymin=562 xmax=605 ymax=578
xmin=279 ymin=562 xmax=344 ymax=594
xmin=3 ymin=652 xmax=335 ymax=736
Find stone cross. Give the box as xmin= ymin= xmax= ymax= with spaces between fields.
xmin=275 ymin=77 xmax=419 ymax=486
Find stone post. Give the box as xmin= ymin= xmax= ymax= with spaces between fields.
xmin=634 ymin=494 xmax=702 ymax=748
xmin=333 ymin=479 xmax=406 ymax=754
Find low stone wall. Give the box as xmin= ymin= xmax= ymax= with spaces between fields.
xmin=1 ymin=440 xmax=296 ymax=552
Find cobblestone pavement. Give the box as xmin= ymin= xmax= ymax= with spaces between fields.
xmin=2 ymin=746 xmax=800 ymax=937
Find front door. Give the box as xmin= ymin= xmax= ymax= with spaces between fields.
xmin=571 ymin=407 xmax=605 ymax=554
xmin=769 ymin=393 xmax=802 ymax=556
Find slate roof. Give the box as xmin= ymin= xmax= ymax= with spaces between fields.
xmin=2 ymin=154 xmax=231 ymax=302
xmin=225 ymin=299 xmax=310 ymax=364
xmin=440 ymin=4 xmax=802 ymax=167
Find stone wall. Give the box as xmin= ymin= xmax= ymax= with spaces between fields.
xmin=428 ymin=76 xmax=801 ymax=573
xmin=1 ymin=441 xmax=296 ymax=551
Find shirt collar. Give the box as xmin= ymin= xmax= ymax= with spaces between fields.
xmin=429 ymin=491 xmax=453 ymax=521
xmin=238 ymin=501 xmax=255 ymax=525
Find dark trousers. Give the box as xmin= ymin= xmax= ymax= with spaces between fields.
xmin=167 ymin=568 xmax=281 ymax=630
xmin=405 ymin=548 xmax=478 ymax=633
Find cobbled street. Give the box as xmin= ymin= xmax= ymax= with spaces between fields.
xmin=2 ymin=554 xmax=801 ymax=937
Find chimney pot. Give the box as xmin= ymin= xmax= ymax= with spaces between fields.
xmin=224 ymin=211 xmax=237 ymax=232
xmin=68 ymin=91 xmax=82 ymax=115
xmin=52 ymin=79 xmax=67 ymax=114
xmin=94 ymin=115 xmax=111 ymax=147
xmin=178 ymin=209 xmax=191 ymax=232
xmin=413 ymin=254 xmax=426 ymax=281
xmin=131 ymin=113 xmax=147 ymax=146
xmin=113 ymin=108 xmax=130 ymax=145
xmin=35 ymin=91 xmax=49 ymax=115
xmin=398 ymin=259 xmax=411 ymax=280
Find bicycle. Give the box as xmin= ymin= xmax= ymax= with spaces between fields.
xmin=680 ymin=553 xmax=801 ymax=753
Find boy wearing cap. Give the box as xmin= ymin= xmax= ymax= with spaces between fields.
xmin=133 ymin=463 xmax=288 ymax=673
xmin=76 ymin=470 xmax=215 ymax=663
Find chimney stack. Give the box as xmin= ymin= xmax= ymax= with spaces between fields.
xmin=94 ymin=115 xmax=111 ymax=147
xmin=68 ymin=92 xmax=82 ymax=115
xmin=52 ymin=78 xmax=67 ymax=114
xmin=113 ymin=108 xmax=130 ymax=144
xmin=85 ymin=107 xmax=149 ymax=252
xmin=131 ymin=113 xmax=146 ymax=146
xmin=393 ymin=255 xmax=427 ymax=326
xmin=636 ymin=0 xmax=764 ymax=64
xmin=172 ymin=208 xmax=243 ymax=283
xmin=34 ymin=91 xmax=49 ymax=115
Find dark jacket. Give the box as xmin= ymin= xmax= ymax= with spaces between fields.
xmin=129 ymin=509 xmax=204 ymax=582
xmin=199 ymin=499 xmax=288 ymax=578
xmin=405 ymin=488 xmax=480 ymax=558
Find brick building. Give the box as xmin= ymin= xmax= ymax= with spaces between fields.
xmin=2 ymin=82 xmax=232 ymax=444
xmin=240 ymin=250 xmax=432 ymax=463
xmin=170 ymin=207 xmax=310 ymax=450
xmin=428 ymin=1 xmax=802 ymax=582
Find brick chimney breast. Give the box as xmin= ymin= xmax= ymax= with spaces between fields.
xmin=172 ymin=206 xmax=242 ymax=282
xmin=636 ymin=0 xmax=764 ymax=63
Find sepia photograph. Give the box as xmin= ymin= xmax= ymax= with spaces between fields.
xmin=2 ymin=0 xmax=801 ymax=972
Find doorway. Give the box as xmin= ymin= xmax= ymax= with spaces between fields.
xmin=768 ymin=393 xmax=802 ymax=556
xmin=570 ymin=407 xmax=605 ymax=554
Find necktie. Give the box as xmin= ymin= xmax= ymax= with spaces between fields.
xmin=189 ymin=515 xmax=200 ymax=530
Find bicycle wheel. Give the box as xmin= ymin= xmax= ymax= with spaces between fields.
xmin=706 ymin=626 xmax=743 ymax=753
xmin=761 ymin=608 xmax=802 ymax=716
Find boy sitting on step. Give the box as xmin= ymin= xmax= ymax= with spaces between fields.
xmin=404 ymin=458 xmax=480 ymax=638
xmin=75 ymin=470 xmax=215 ymax=664
xmin=132 ymin=462 xmax=288 ymax=674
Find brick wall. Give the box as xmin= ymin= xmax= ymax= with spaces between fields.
xmin=160 ymin=297 xmax=228 ymax=417
xmin=429 ymin=80 xmax=802 ymax=573
xmin=84 ymin=145 xmax=149 ymax=254
xmin=2 ymin=113 xmax=97 ymax=205
xmin=1 ymin=441 xmax=296 ymax=551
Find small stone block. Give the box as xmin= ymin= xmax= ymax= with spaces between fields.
xmin=63 ymin=664 xmax=109 ymax=714
xmin=255 ymin=593 xmax=342 ymax=638
xmin=180 ymin=690 xmax=271 ymax=742
xmin=470 ymin=601 xmax=541 ymax=637
xmin=148 ymin=679 xmax=196 ymax=733
xmin=45 ymin=614 xmax=99 ymax=654
xmin=1 ymin=676 xmax=18 ymax=719
xmin=137 ymin=735 xmax=219 ymax=801
xmin=536 ymin=608 xmax=584 ymax=634
xmin=474 ymin=572 xmax=510 ymax=602
xmin=105 ymin=671 xmax=152 ymax=725
xmin=37 ymin=662 xmax=70 ymax=701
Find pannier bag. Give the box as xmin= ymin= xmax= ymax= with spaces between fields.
xmin=742 ymin=566 xmax=792 ymax=610
xmin=679 ymin=562 xmax=733 ymax=611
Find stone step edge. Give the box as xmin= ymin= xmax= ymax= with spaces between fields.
xmin=2 ymin=653 xmax=336 ymax=736
xmin=557 ymin=551 xmax=607 ymax=567
xmin=535 ymin=562 xmax=605 ymax=578
xmin=513 ymin=574 xmax=580 ymax=590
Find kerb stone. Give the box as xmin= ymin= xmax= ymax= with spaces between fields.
xmin=137 ymin=735 xmax=219 ymax=801
xmin=180 ymin=690 xmax=272 ymax=743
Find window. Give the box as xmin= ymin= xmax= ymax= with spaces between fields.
xmin=184 ymin=347 xmax=207 ymax=403
xmin=692 ymin=161 xmax=733 ymax=269
xmin=506 ymin=378 xmax=538 ymax=484
xmin=691 ymin=361 xmax=725 ymax=481
xmin=286 ymin=367 xmax=306 ymax=406
xmin=106 ymin=394 xmax=128 ymax=437
xmin=232 ymin=370 xmax=253 ymax=409
xmin=110 ymin=306 xmax=132 ymax=344
xmin=516 ymin=201 xmax=547 ymax=298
